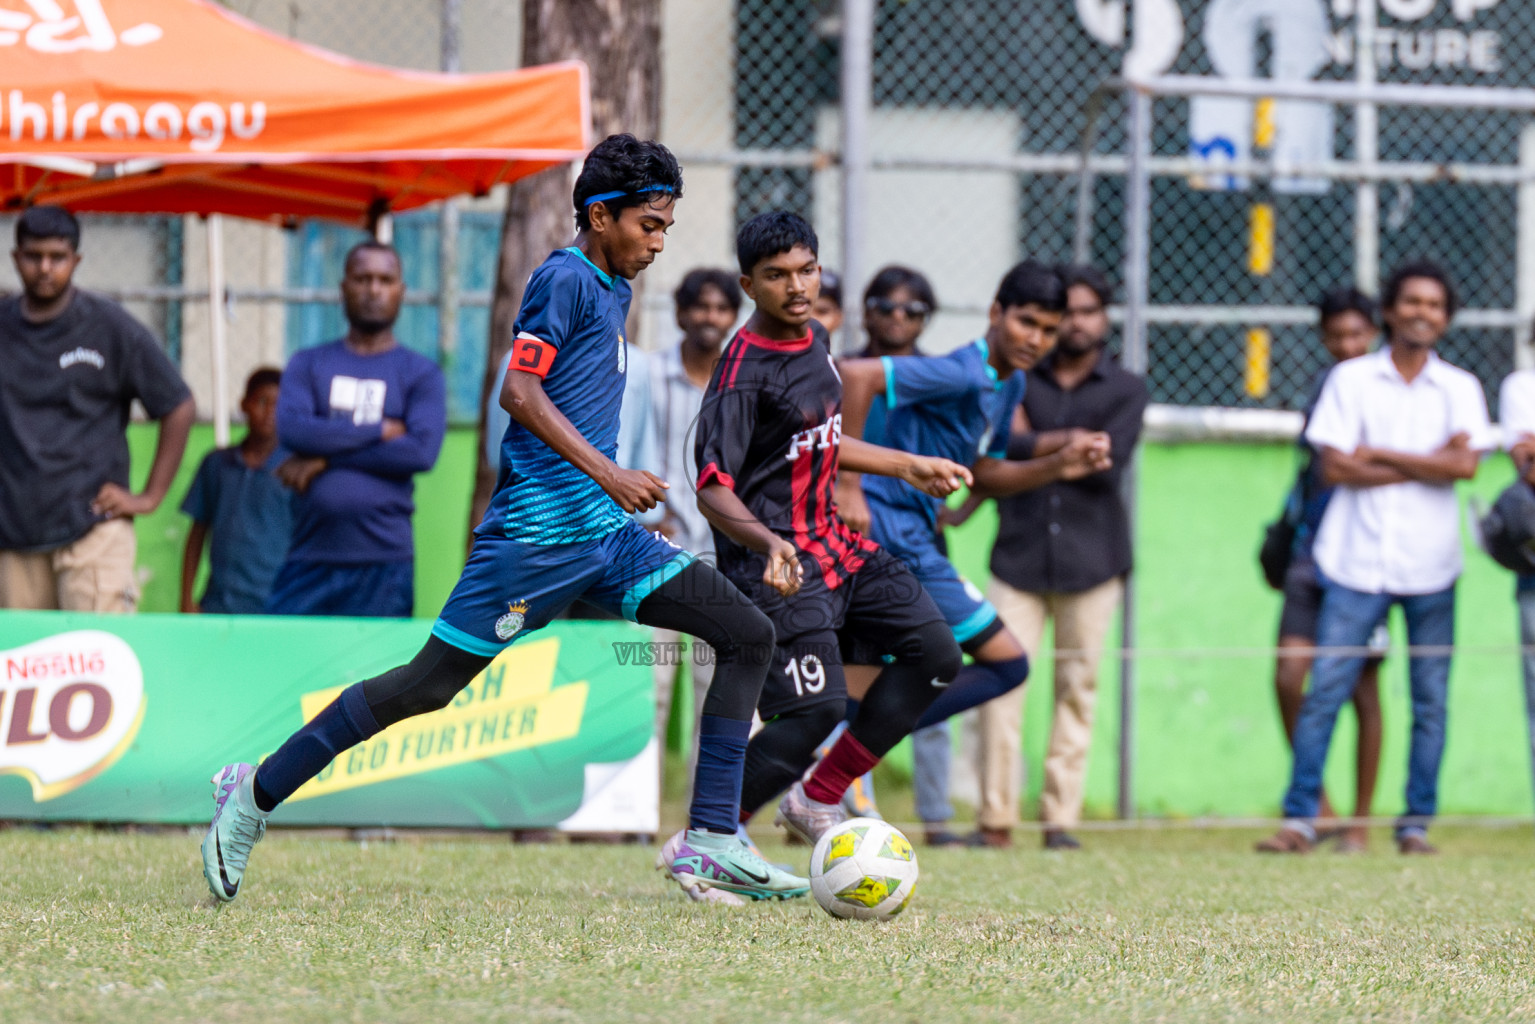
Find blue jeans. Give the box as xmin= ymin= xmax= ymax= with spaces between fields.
xmin=1515 ymin=591 xmax=1535 ymax=803
xmin=1282 ymin=582 xmax=1455 ymax=838
xmin=912 ymin=721 xmax=953 ymax=824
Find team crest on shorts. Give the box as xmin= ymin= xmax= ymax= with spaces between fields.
xmin=495 ymin=600 xmax=529 ymax=640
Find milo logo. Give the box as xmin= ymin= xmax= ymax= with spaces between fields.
xmin=0 ymin=631 xmax=145 ymax=801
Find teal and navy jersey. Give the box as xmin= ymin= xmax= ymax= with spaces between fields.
xmin=863 ymin=338 xmax=1024 ymax=528
xmin=479 ymin=248 xmax=633 ymax=545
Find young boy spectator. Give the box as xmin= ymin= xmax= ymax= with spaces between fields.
xmin=179 ymin=368 xmax=293 ymax=614
xmin=811 ymin=268 xmax=844 ymax=342
xmin=0 ymin=206 xmax=194 ymax=612
xmin=1258 ymin=260 xmax=1492 ymax=856
xmin=1270 ymin=288 xmax=1387 ymax=853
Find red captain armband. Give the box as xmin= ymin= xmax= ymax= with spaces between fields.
xmin=510 ymin=334 xmax=557 ymax=378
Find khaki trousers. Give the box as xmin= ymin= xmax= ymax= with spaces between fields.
xmin=0 ymin=519 xmax=139 ymax=613
xmin=975 ymin=575 xmax=1122 ymax=829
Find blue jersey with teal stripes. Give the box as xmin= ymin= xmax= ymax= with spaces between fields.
xmin=479 ymin=248 xmax=633 ymax=545
xmin=863 ymin=339 xmax=1025 ymax=529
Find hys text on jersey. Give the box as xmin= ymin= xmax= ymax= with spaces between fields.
xmin=785 ymin=413 xmax=841 ymax=462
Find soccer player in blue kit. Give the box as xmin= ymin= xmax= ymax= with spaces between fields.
xmin=834 ymin=261 xmax=1112 ymax=837
xmin=201 ymin=135 xmax=809 ymax=905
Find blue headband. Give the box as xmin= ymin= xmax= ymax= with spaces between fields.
xmin=583 ymin=184 xmax=674 ymax=207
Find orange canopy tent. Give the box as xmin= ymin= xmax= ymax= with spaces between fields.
xmin=0 ymin=0 xmax=590 ymax=221
xmin=0 ymin=0 xmax=589 ymax=443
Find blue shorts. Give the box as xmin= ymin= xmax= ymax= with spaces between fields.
xmin=432 ymin=519 xmax=693 ymax=657
xmin=868 ymin=498 xmax=999 ymax=646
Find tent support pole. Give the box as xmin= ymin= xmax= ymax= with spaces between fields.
xmin=438 ymin=0 xmax=462 ymax=361
xmin=207 ymin=213 xmax=230 ymax=448
xmin=839 ymin=0 xmax=873 ymax=356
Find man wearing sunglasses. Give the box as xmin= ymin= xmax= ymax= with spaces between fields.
xmin=858 ymin=265 xmax=938 ymax=361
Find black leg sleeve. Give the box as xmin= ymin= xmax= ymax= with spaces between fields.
xmin=360 ymin=635 xmax=495 ymax=730
xmin=739 ymin=701 xmax=848 ymax=818
xmin=848 ymin=620 xmax=962 ymax=757
xmin=635 ymin=560 xmax=775 ymax=722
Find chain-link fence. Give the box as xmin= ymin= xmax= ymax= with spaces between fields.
xmin=9 ymin=0 xmax=1535 ymax=424
xmin=1116 ymin=0 xmax=1535 ymax=411
xmin=675 ymin=0 xmax=1535 ymax=412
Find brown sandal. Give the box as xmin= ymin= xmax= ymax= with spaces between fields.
xmin=1255 ymin=827 xmax=1313 ymax=853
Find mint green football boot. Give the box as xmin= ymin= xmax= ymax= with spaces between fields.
xmin=668 ymin=828 xmax=810 ymax=902
xmin=201 ymin=763 xmax=269 ymax=903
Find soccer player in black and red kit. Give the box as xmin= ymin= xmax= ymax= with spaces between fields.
xmin=693 ymin=210 xmax=970 ymax=844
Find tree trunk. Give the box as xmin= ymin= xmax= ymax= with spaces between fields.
xmin=469 ymin=0 xmax=663 ymax=532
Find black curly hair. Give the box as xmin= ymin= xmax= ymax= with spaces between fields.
xmin=674 ymin=267 xmax=743 ymax=312
xmin=1381 ymin=259 xmax=1458 ymax=321
xmin=1317 ymin=286 xmax=1377 ymax=328
xmin=994 ymin=260 xmax=1065 ymax=312
xmin=573 ymin=134 xmax=685 ymax=232
xmin=862 ymin=265 xmax=937 ymax=313
xmin=736 ymin=210 xmax=818 ymax=275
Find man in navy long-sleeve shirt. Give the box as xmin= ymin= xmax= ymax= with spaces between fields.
xmin=266 ymin=242 xmax=447 ymax=617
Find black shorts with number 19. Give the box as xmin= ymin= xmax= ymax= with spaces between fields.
xmin=732 ymin=546 xmax=947 ymax=720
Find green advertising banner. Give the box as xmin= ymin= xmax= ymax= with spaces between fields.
xmin=0 ymin=612 xmax=657 ymax=831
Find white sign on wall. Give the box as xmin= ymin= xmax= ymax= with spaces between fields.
xmin=1076 ymin=0 xmax=1511 ymax=194
xmin=1192 ymin=0 xmax=1333 ymax=194
xmin=0 ymin=630 xmax=145 ymax=800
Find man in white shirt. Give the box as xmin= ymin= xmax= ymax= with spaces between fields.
xmin=1497 ymin=368 xmax=1535 ymax=806
xmin=1258 ymin=260 xmax=1492 ymax=856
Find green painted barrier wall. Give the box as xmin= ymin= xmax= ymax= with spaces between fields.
xmin=126 ymin=426 xmax=1535 ymax=819
xmin=128 ymin=424 xmax=473 ymax=618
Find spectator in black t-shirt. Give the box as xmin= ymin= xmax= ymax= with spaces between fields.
xmin=0 ymin=206 xmax=194 ymax=612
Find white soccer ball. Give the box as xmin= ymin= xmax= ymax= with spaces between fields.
xmin=809 ymin=817 xmax=919 ymax=921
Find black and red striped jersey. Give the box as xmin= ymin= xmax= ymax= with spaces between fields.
xmin=694 ymin=320 xmax=877 ymax=590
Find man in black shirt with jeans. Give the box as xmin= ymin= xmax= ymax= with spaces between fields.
xmin=0 ymin=206 xmax=194 ymax=612
xmin=962 ymin=264 xmax=1147 ymax=848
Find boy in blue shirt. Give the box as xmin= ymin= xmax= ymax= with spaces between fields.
xmin=179 ymin=368 xmax=292 ymax=614
xmin=201 ymin=135 xmax=806 ymax=906
xmin=837 ymin=262 xmax=1111 ymax=844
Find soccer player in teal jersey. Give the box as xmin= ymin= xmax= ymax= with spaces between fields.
xmin=835 ymin=261 xmax=1111 ymax=843
xmin=202 ymin=135 xmax=808 ymax=906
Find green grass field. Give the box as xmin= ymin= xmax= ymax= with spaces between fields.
xmin=3 ymin=820 xmax=1533 ymax=1024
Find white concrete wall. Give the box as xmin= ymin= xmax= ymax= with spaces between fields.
xmin=646 ymin=0 xmax=740 ymax=353
xmin=814 ymin=107 xmax=1022 ymax=355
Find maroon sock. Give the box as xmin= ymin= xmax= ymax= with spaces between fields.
xmin=804 ymin=732 xmax=879 ymax=806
